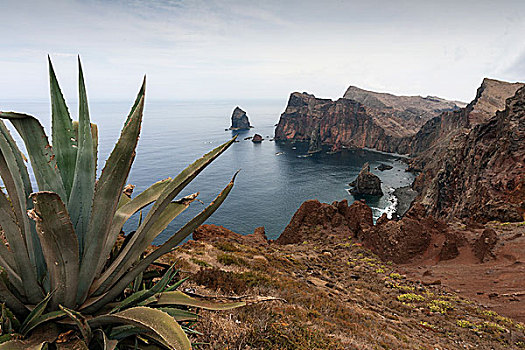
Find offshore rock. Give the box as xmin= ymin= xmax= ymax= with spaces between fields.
xmin=350 ymin=163 xmax=383 ymax=196
xmin=251 ymin=134 xmax=263 ymax=143
xmin=377 ymin=163 xmax=393 ymax=171
xmin=307 ymin=124 xmax=322 ymax=153
xmin=229 ymin=106 xmax=252 ymax=130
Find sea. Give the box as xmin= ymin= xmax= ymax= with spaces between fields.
xmin=0 ymin=98 xmax=415 ymax=243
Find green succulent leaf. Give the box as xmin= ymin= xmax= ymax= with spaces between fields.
xmin=68 ymin=58 xmax=96 ymax=254
xmin=111 ymin=264 xmax=178 ymax=314
xmin=59 ymin=305 xmax=91 ymax=342
xmin=89 ymin=307 xmax=191 ymax=350
xmin=157 ymin=308 xmax=198 ymax=322
xmin=154 ymin=291 xmax=245 ymax=311
xmin=0 ymin=277 xmax=28 ymax=319
xmin=29 ymin=192 xmax=79 ymax=309
xmin=77 ymin=78 xmax=145 ymax=304
xmin=98 ymin=178 xmax=171 ymax=277
xmin=20 ymin=310 xmax=66 ymax=338
xmin=48 ymin=56 xmax=77 ymax=198
xmin=82 ymin=173 xmax=237 ymax=313
xmin=0 ymin=341 xmax=49 ymax=350
xmin=93 ymin=329 xmax=118 ymax=350
xmin=94 ymin=138 xmax=235 ymax=296
xmin=0 ymin=121 xmax=43 ymax=299
xmin=0 ymin=112 xmax=67 ymax=201
xmin=19 ymin=292 xmax=54 ymax=335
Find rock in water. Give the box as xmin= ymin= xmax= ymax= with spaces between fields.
xmin=350 ymin=162 xmax=383 ymax=196
xmin=229 ymin=106 xmax=252 ymax=130
xmin=377 ymin=163 xmax=393 ymax=171
xmin=307 ymin=125 xmax=322 ymax=153
xmin=252 ymin=134 xmax=263 ymax=143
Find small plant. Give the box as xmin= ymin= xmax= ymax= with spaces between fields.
xmin=191 ymin=258 xmax=212 ymax=268
xmin=215 ymin=241 xmax=239 ymax=252
xmin=389 ymin=273 xmax=403 ymax=280
xmin=397 ymin=293 xmax=425 ymax=302
xmin=0 ymin=58 xmax=242 ymax=348
xmin=218 ymin=253 xmax=246 ymax=266
xmin=456 ymin=319 xmax=474 ymax=329
xmin=427 ymin=300 xmax=454 ymax=314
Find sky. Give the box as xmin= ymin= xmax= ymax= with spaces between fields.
xmin=1 ymin=0 xmax=525 ymax=103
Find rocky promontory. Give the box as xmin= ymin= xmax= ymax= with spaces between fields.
xmin=350 ymin=162 xmax=383 ymax=196
xmin=229 ymin=106 xmax=252 ymax=130
xmin=274 ymin=87 xmax=463 ymax=153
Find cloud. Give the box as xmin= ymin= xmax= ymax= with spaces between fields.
xmin=0 ymin=0 xmax=524 ymax=102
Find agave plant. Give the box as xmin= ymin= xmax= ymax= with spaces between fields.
xmin=0 ymin=58 xmax=243 ymax=349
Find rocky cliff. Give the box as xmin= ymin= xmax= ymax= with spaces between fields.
xmin=414 ymin=84 xmax=525 ymax=222
xmin=274 ymin=87 xmax=463 ymax=153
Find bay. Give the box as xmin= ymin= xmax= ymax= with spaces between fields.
xmin=0 ymin=98 xmax=414 ymax=242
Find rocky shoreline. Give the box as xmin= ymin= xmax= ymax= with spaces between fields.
xmin=393 ymin=185 xmax=418 ymax=217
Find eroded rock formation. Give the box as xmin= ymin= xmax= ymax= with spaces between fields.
xmin=275 ymin=199 xmax=373 ymax=245
xmin=350 ymin=163 xmax=383 ymax=196
xmin=230 ymin=106 xmax=252 ymax=130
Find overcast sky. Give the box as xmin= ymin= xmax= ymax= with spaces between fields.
xmin=1 ymin=0 xmax=524 ymax=102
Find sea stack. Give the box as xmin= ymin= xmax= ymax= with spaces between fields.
xmin=350 ymin=162 xmax=383 ymax=196
xmin=230 ymin=106 xmax=252 ymax=130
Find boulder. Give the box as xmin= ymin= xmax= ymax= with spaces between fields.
xmin=252 ymin=134 xmax=263 ymax=143
xmin=473 ymin=228 xmax=498 ymax=263
xmin=377 ymin=163 xmax=393 ymax=171
xmin=362 ymin=204 xmax=451 ymax=263
xmin=350 ymin=163 xmax=383 ymax=196
xmin=229 ymin=107 xmax=252 ymax=130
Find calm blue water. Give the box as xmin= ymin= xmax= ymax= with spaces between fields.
xmin=0 ymin=98 xmax=414 ymax=242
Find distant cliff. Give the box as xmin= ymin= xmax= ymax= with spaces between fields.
xmin=274 ymin=87 xmax=463 ymax=153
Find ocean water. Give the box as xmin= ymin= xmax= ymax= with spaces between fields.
xmin=0 ymin=98 xmax=414 ymax=242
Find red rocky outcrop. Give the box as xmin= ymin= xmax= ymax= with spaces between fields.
xmin=275 ymin=199 xmax=372 ymax=245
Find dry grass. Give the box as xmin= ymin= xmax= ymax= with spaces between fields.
xmin=162 ymin=235 xmax=525 ymax=349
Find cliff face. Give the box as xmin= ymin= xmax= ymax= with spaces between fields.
xmin=407 ymin=78 xmax=524 ymax=165
xmin=274 ymin=92 xmax=415 ymax=153
xmin=343 ymin=85 xmax=464 ymax=134
xmin=274 ymin=87 xmax=463 ymax=153
xmin=416 ymin=85 xmax=525 ymax=222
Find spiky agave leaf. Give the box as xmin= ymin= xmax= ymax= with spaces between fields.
xmin=77 ymin=78 xmax=146 ymax=304
xmin=28 ymin=192 xmax=79 ymax=309
xmin=82 ymin=172 xmax=237 ymax=313
xmin=68 ymin=58 xmax=96 ymax=254
xmin=0 ymin=58 xmax=242 ymax=348
xmin=92 ymin=139 xmax=236 ymax=296
xmin=89 ymin=307 xmax=191 ymax=350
